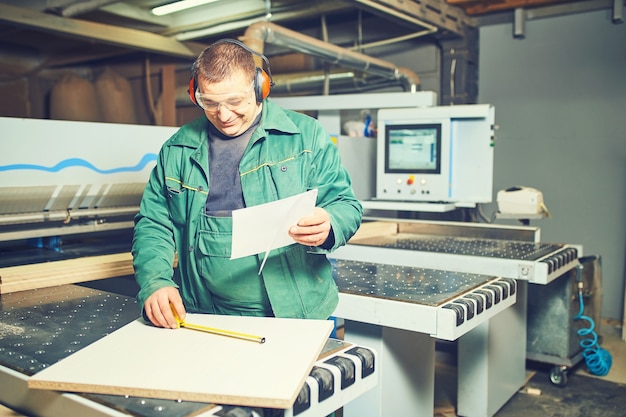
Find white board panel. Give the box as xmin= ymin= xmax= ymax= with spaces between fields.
xmin=28 ymin=315 xmax=333 ymax=408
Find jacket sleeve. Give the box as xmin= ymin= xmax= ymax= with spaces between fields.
xmin=308 ymin=120 xmax=363 ymax=252
xmin=131 ymin=145 xmax=178 ymax=309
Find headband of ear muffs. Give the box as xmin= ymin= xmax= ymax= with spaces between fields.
xmin=188 ymin=38 xmax=274 ymax=107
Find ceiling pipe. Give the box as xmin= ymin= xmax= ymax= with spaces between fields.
xmin=271 ymin=69 xmax=404 ymax=95
xmin=174 ymin=68 xmax=403 ymax=105
xmin=241 ymin=21 xmax=421 ymax=92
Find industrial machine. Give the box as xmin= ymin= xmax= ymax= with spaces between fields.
xmin=272 ymin=92 xmax=495 ymax=213
xmin=0 ymin=117 xmax=177 ymax=292
xmin=333 ymin=220 xmax=580 ymax=285
xmin=328 ymin=218 xmax=581 ymax=417
xmin=269 ymin=92 xmax=591 ymax=415
xmin=0 ymin=117 xmax=177 ymax=245
xmin=330 ymin=258 xmax=517 ymax=417
xmin=273 ymin=92 xmax=526 ymax=417
xmin=0 ymin=285 xmax=378 ymax=417
xmin=0 ymin=116 xmax=379 ymax=417
xmin=375 ymin=104 xmax=494 ymax=207
xmin=0 ymin=91 xmax=592 ymax=417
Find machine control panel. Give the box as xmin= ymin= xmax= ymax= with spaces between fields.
xmin=383 ymin=174 xmax=435 ymax=197
xmin=376 ymin=105 xmax=495 ymax=205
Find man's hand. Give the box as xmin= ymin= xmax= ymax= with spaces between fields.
xmin=144 ymin=286 xmax=186 ymax=329
xmin=289 ymin=207 xmax=331 ymax=247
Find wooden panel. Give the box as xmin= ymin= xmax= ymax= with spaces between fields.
xmin=349 ymin=221 xmax=399 ymax=243
xmin=0 ymin=253 xmax=134 ymax=294
xmin=0 ymin=4 xmax=197 ymax=58
xmin=0 ymin=78 xmax=29 ymax=118
xmin=160 ymin=64 xmax=177 ymax=127
xmin=28 ymin=315 xmax=333 ymax=408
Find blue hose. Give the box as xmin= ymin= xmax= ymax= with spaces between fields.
xmin=574 ymin=291 xmax=612 ymax=376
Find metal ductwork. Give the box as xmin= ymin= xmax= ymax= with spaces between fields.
xmin=175 ymin=69 xmax=404 ymax=105
xmin=241 ymin=21 xmax=422 ymax=93
xmin=271 ymin=70 xmax=405 ymax=95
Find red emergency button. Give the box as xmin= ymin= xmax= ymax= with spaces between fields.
xmin=407 ymin=175 xmax=415 ymax=185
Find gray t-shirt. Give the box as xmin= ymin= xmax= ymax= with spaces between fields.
xmin=204 ymin=115 xmax=261 ymax=217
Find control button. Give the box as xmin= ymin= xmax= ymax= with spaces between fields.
xmin=407 ymin=175 xmax=415 ymax=185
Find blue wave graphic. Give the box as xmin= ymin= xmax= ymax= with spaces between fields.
xmin=0 ymin=153 xmax=158 ymax=174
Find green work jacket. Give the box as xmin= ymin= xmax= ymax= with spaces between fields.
xmin=132 ymin=99 xmax=362 ymax=319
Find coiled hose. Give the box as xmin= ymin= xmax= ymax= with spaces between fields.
xmin=575 ymin=281 xmax=612 ymax=376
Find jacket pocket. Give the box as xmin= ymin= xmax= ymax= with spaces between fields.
xmin=197 ymin=229 xmax=231 ymax=258
xmin=166 ymin=186 xmax=188 ymax=226
xmin=267 ymin=156 xmax=308 ymax=198
xmin=196 ymin=227 xmax=233 ymax=280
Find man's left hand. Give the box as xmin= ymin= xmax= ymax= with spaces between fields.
xmin=289 ymin=207 xmax=331 ymax=247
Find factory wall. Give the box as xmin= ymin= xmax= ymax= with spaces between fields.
xmin=478 ymin=8 xmax=626 ymax=320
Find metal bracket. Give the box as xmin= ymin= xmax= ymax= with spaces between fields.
xmin=518 ymin=263 xmax=535 ymax=281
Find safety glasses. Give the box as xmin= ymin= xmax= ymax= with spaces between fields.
xmin=195 ymin=81 xmax=254 ymax=113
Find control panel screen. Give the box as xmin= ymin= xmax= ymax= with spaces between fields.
xmin=384 ymin=123 xmax=441 ymax=174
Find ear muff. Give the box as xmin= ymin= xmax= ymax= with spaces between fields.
xmin=255 ymin=67 xmax=272 ymax=103
xmin=188 ymin=60 xmax=200 ymax=107
xmin=188 ymin=74 xmax=199 ymax=106
xmin=188 ymin=38 xmax=273 ymax=107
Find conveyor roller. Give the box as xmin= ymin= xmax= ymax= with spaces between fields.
xmin=333 ymin=233 xmax=579 ymax=284
xmin=332 ymin=259 xmax=517 ymax=340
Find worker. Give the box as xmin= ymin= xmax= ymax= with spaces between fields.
xmin=131 ymin=38 xmax=362 ymax=329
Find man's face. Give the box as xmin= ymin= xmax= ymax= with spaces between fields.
xmin=195 ymin=70 xmax=261 ymax=137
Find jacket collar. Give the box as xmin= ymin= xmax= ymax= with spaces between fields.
xmin=167 ymin=116 xmax=209 ymax=148
xmin=259 ymin=99 xmax=300 ymax=135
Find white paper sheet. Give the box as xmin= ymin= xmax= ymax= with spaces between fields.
xmin=230 ymin=189 xmax=318 ymax=267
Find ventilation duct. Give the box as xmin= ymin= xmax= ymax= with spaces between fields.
xmin=242 ymin=21 xmax=421 ymax=92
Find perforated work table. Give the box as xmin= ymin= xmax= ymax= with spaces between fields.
xmin=329 ymin=220 xmax=581 ymax=417
xmin=330 ymin=259 xmax=517 ymax=417
xmin=0 ymin=285 xmax=377 ymax=417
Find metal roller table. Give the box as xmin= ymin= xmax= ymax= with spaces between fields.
xmin=334 ymin=221 xmax=579 ymax=285
xmin=330 ymin=258 xmax=517 ymax=417
xmin=329 ymin=219 xmax=581 ymax=417
xmin=0 ymin=285 xmax=378 ymax=417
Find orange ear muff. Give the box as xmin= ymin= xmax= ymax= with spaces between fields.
xmin=258 ymin=69 xmax=272 ymax=102
xmin=188 ymin=77 xmax=199 ymax=106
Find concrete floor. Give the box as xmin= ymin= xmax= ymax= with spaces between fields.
xmin=433 ymin=319 xmax=626 ymax=417
xmin=509 ymin=319 xmax=625 ymax=416
xmin=493 ymin=320 xmax=626 ymax=417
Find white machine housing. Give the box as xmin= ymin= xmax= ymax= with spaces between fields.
xmin=0 ymin=117 xmax=177 ymax=241
xmin=375 ymin=104 xmax=495 ymax=206
xmin=497 ymin=186 xmax=545 ymax=215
